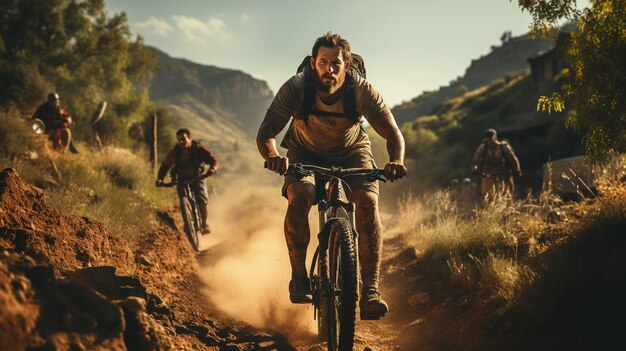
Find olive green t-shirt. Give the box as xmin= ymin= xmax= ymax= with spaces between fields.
xmin=268 ymin=72 xmax=391 ymax=159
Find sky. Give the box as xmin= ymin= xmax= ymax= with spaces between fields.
xmin=106 ymin=0 xmax=541 ymax=107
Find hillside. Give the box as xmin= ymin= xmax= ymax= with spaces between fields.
xmin=387 ymin=69 xmax=584 ymax=194
xmin=148 ymin=48 xmax=274 ymax=171
xmin=392 ymin=33 xmax=552 ymax=126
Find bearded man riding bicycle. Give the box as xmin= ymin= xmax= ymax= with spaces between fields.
xmin=156 ymin=128 xmax=219 ymax=234
xmin=257 ymin=32 xmax=407 ymax=319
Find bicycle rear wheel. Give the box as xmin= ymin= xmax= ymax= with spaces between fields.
xmin=326 ymin=218 xmax=358 ymax=351
xmin=179 ymin=196 xmax=200 ymax=252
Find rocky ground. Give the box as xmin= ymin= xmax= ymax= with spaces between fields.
xmin=0 ymin=168 xmax=294 ymax=351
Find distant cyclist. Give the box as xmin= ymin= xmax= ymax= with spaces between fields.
xmin=156 ymin=128 xmax=219 ymax=234
xmin=471 ymin=128 xmax=521 ymax=200
xmin=32 ymin=92 xmax=73 ymax=153
xmin=257 ymin=32 xmax=406 ymax=319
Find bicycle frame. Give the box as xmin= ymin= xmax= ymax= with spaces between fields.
xmin=158 ymin=172 xmax=210 ymax=252
xmin=314 ymin=174 xmax=358 ymax=271
xmin=297 ymin=164 xmax=384 ymax=283
xmin=310 ymin=173 xmax=359 ymax=316
xmin=180 ymin=183 xmax=201 ymax=232
xmin=286 ymin=165 xmax=385 ymax=347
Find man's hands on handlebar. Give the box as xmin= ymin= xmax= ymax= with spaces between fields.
xmin=269 ymin=162 xmax=404 ymax=185
xmin=383 ymin=162 xmax=407 ymax=182
xmin=265 ymin=155 xmax=289 ymax=175
xmin=155 ymin=168 xmax=215 ymax=188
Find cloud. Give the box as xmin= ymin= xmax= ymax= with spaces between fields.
xmin=172 ymin=15 xmax=228 ymax=43
xmin=241 ymin=13 xmax=251 ymax=23
xmin=136 ymin=16 xmax=174 ymax=36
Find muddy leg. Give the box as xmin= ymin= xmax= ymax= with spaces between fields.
xmin=351 ymin=189 xmax=382 ymax=290
xmin=285 ymin=183 xmax=315 ymax=278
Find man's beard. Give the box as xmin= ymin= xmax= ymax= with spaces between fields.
xmin=314 ymin=69 xmax=346 ymax=95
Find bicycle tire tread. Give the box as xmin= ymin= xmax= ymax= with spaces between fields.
xmin=329 ymin=218 xmax=358 ymax=351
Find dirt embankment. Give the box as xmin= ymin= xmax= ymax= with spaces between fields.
xmin=0 ymin=168 xmax=294 ymax=351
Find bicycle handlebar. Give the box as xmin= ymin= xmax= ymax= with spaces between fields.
xmin=285 ymin=163 xmax=387 ymax=183
xmin=157 ymin=170 xmax=213 ymax=188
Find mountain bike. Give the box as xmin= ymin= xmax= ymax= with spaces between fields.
xmin=158 ymin=172 xmax=211 ymax=252
xmin=285 ymin=163 xmax=386 ymax=351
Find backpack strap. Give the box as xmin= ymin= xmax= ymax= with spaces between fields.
xmin=479 ymin=141 xmax=488 ymax=174
xmin=342 ymin=72 xmax=357 ymax=122
xmin=174 ymin=144 xmax=182 ymax=170
xmin=171 ymin=144 xmax=181 ymax=179
xmin=500 ymin=142 xmax=513 ymax=173
xmin=190 ymin=141 xmax=202 ymax=171
xmin=479 ymin=141 xmax=489 ymax=172
xmin=300 ymin=69 xmax=360 ymax=124
xmin=301 ymin=68 xmax=316 ymax=124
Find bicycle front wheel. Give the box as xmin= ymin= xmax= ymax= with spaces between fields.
xmin=179 ymin=196 xmax=200 ymax=252
xmin=326 ymin=218 xmax=358 ymax=351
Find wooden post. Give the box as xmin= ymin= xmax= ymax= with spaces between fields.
xmin=150 ymin=113 xmax=158 ymax=174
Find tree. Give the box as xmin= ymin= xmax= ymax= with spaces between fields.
xmin=0 ymin=0 xmax=157 ymax=144
xmin=515 ymin=0 xmax=626 ymax=164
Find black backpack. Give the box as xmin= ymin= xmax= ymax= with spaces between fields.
xmin=295 ymin=53 xmax=367 ymax=124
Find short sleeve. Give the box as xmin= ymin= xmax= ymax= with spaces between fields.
xmin=267 ymin=74 xmax=304 ymax=119
xmin=354 ymin=76 xmax=391 ymax=123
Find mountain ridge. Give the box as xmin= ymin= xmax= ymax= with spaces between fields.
xmin=391 ymin=33 xmax=552 ymax=125
xmin=147 ymin=47 xmax=274 ymax=170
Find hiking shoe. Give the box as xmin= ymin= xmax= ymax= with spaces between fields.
xmin=360 ymin=287 xmax=389 ymax=320
xmin=201 ymin=223 xmax=211 ymax=234
xmin=289 ymin=275 xmax=312 ymax=304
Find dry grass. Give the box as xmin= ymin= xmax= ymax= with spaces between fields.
xmin=503 ymin=157 xmax=626 ymax=349
xmin=398 ymin=190 xmax=533 ymax=301
xmin=397 ymin=154 xmax=626 ymax=309
xmin=1 ymin=145 xmax=177 ymax=241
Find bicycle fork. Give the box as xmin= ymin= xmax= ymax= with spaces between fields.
xmin=310 ymin=200 xmax=360 ymax=321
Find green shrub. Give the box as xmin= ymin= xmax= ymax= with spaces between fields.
xmin=402 ymin=125 xmax=438 ymax=156
xmin=0 ymin=64 xmax=52 ymax=113
xmin=95 ymin=147 xmax=150 ymax=189
xmin=0 ymin=108 xmax=44 ymax=164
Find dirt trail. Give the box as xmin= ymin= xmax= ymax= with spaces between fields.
xmin=0 ymin=164 xmax=417 ymax=350
xmin=197 ymin=176 xmax=408 ymax=350
xmin=0 ymin=168 xmax=294 ymax=350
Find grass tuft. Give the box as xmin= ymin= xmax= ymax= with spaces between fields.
xmin=40 ymin=146 xmax=175 ymax=240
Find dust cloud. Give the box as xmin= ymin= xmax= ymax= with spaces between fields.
xmin=197 ymin=172 xmax=320 ymax=341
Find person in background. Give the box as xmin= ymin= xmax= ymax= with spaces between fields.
xmin=32 ymin=92 xmax=73 ymax=153
xmin=471 ymin=128 xmax=521 ymax=201
xmin=156 ymin=128 xmax=219 ymax=234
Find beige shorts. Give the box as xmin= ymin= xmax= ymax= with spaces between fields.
xmin=282 ymin=147 xmax=379 ymax=198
